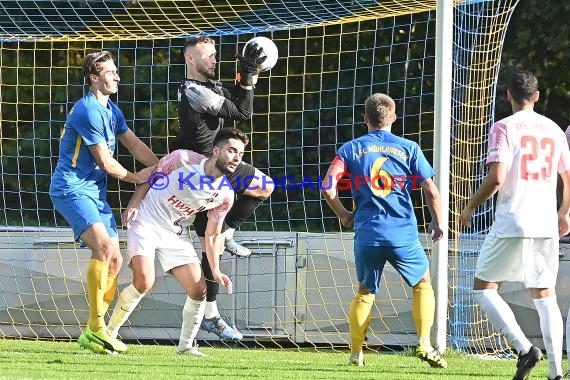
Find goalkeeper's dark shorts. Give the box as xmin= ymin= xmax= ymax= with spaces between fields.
xmin=193 ymin=160 xmax=257 ymax=237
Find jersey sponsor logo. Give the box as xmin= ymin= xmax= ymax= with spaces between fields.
xmin=166 ymin=194 xmax=220 ymax=218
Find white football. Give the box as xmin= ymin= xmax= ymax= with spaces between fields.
xmin=243 ymin=36 xmax=278 ymax=72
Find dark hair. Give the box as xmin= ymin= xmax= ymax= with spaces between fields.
xmin=82 ymin=51 xmax=115 ymax=86
xmin=213 ymin=127 xmax=249 ymax=147
xmin=508 ymin=70 xmax=538 ymax=104
xmin=183 ymin=36 xmax=216 ymax=55
xmin=365 ymin=93 xmax=396 ymax=127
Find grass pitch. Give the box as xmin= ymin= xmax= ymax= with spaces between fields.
xmin=0 ymin=338 xmax=560 ymax=379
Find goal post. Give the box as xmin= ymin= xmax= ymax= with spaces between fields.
xmin=0 ymin=0 xmax=524 ymax=355
xmin=432 ymin=0 xmax=453 ymax=353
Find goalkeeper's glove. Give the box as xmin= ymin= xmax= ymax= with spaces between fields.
xmin=236 ymin=42 xmax=267 ymax=86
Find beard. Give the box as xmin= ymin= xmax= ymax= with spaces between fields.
xmin=197 ymin=63 xmax=216 ymax=80
xmin=215 ymin=158 xmax=236 ymax=175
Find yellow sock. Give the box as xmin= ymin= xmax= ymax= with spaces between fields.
xmin=348 ymin=293 xmax=375 ymax=355
xmin=412 ymin=282 xmax=435 ymax=346
xmin=102 ymin=273 xmax=118 ymax=315
xmin=87 ymin=259 xmax=109 ymax=331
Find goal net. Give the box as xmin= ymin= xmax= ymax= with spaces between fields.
xmin=0 ymin=0 xmax=519 ymax=355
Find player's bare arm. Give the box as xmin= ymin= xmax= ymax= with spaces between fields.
xmin=88 ymin=142 xmax=154 ymax=184
xmin=121 ymin=179 xmax=154 ymax=228
xmin=321 ymin=160 xmax=353 ymax=228
xmin=204 ymin=218 xmax=233 ymax=294
xmin=558 ymin=170 xmax=570 ymax=237
xmin=460 ymin=162 xmax=507 ymax=228
xmin=420 ymin=178 xmax=444 ymax=242
xmin=117 ymin=129 xmax=159 ymax=166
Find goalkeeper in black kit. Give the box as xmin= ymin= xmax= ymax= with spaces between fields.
xmin=169 ymin=36 xmax=274 ymax=341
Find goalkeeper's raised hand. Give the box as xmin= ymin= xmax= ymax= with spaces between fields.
xmin=237 ymin=42 xmax=267 ymax=86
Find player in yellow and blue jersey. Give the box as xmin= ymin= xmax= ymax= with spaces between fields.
xmin=49 ymin=51 xmax=158 ymax=354
xmin=321 ymin=93 xmax=447 ymax=368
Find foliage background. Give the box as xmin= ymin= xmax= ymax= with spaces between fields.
xmin=1 ymin=0 xmax=569 ymax=230
xmin=496 ymin=0 xmax=570 ymax=126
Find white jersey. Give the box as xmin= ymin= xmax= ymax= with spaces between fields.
xmin=138 ymin=149 xmax=234 ymax=235
xmin=487 ymin=109 xmax=570 ymax=237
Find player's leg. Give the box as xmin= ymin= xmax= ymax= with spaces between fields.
xmin=388 ymin=242 xmax=446 ymax=368
xmin=107 ymin=257 xmax=154 ymax=338
xmin=392 ymin=241 xmax=434 ymax=349
xmin=163 ymin=233 xmax=207 ymax=356
xmin=51 ymin=195 xmax=126 ymax=354
xmin=80 ymin=225 xmax=128 ymax=354
xmin=223 ymin=163 xmax=274 ymax=257
xmin=108 ymin=220 xmax=159 ymax=338
xmin=532 ymin=288 xmax=562 ymax=380
xmin=171 ymin=263 xmax=207 ymax=356
xmin=527 ymin=238 xmax=563 ymax=380
xmin=100 ymin=200 xmax=122 ymax=316
xmin=472 ymin=236 xmax=541 ymax=379
xmin=348 ymin=244 xmax=382 ymax=366
xmin=195 ymin=212 xmax=242 ymax=341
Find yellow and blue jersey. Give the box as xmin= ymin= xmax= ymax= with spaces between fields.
xmin=337 ymin=130 xmax=435 ymax=247
xmin=49 ymin=91 xmax=128 ymax=198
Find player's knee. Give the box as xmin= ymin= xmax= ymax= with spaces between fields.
xmin=357 ymin=283 xmax=372 ymax=295
xmin=188 ymin=281 xmax=207 ymax=301
xmin=412 ymin=281 xmax=432 ymax=291
xmin=417 ymin=269 xmax=431 ymax=285
xmin=92 ymin=238 xmax=117 ymax=262
xmin=133 ymin=276 xmax=154 ymax=294
xmin=108 ymin=252 xmax=123 ymax=273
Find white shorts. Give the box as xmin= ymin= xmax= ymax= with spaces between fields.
xmin=475 ymin=230 xmax=559 ymax=289
xmin=127 ymin=220 xmax=200 ymax=272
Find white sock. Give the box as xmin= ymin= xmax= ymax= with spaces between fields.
xmin=204 ymin=300 xmax=220 ymax=319
xmin=178 ymin=297 xmax=206 ymax=351
xmin=107 ymin=284 xmax=145 ymax=338
xmin=534 ymin=296 xmax=563 ymax=379
xmin=224 ymin=228 xmax=235 ymax=241
xmin=472 ymin=289 xmax=532 ymax=354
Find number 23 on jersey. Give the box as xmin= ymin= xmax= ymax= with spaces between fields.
xmin=520 ymin=135 xmax=555 ymax=181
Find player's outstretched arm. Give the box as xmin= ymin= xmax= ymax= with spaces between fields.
xmin=236 ymin=42 xmax=266 ymax=88
xmin=117 ymin=129 xmax=159 ymax=167
xmin=88 ymin=142 xmax=155 ymax=184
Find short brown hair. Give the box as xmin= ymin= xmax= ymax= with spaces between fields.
xmin=213 ymin=127 xmax=249 ymax=147
xmin=183 ymin=36 xmax=216 ymax=55
xmin=82 ymin=51 xmax=115 ymax=85
xmin=365 ymin=93 xmax=396 ymax=127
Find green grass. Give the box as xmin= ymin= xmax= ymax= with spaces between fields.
xmin=0 ymin=339 xmax=559 ymax=379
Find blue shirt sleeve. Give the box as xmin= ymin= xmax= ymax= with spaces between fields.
xmin=113 ymin=104 xmax=129 ymax=135
xmin=71 ymin=105 xmax=106 ymax=146
xmin=409 ymin=143 xmax=436 ymax=181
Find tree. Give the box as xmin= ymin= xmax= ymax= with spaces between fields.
xmin=498 ymin=0 xmax=570 ymax=126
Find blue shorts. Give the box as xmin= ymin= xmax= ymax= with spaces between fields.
xmin=51 ymin=194 xmax=118 ymax=241
xmin=354 ymin=240 xmax=429 ymax=292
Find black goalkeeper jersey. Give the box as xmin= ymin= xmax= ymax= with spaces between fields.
xmin=170 ymin=78 xmax=254 ymax=155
